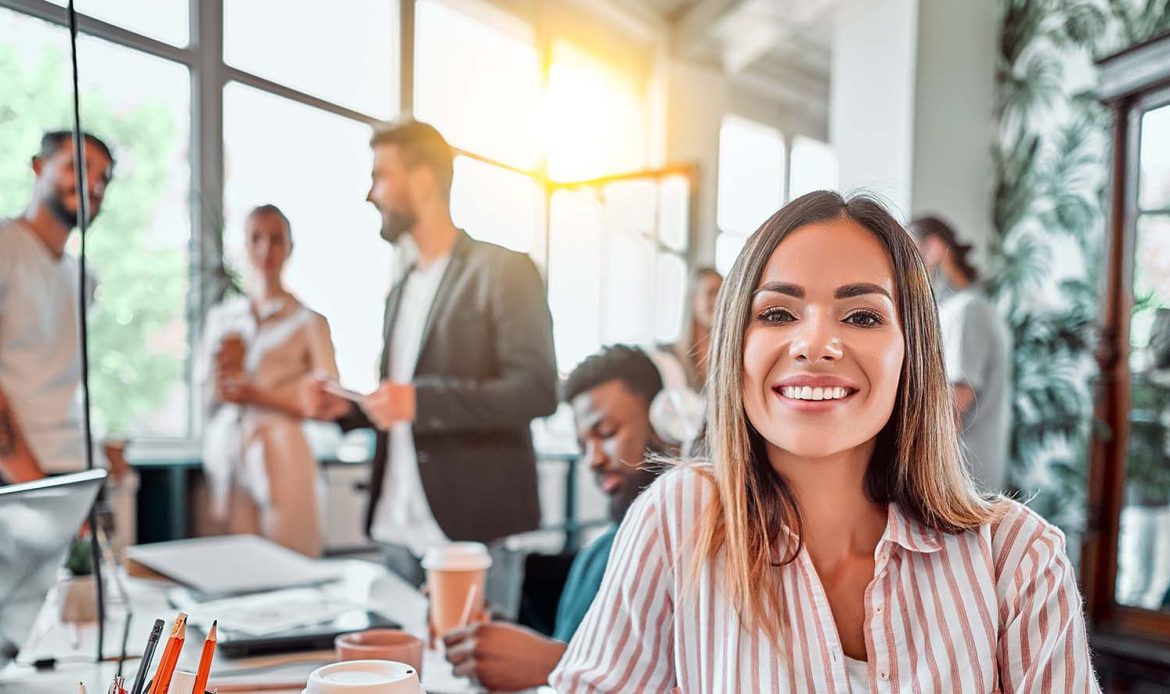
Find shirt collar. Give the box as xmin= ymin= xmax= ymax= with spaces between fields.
xmin=882 ymin=502 xmax=945 ymax=554
xmin=767 ymin=502 xmax=945 ymax=562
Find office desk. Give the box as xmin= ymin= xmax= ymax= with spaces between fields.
xmin=0 ymin=559 xmax=546 ymax=693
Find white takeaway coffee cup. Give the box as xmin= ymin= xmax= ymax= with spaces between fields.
xmin=303 ymin=659 xmax=425 ymax=694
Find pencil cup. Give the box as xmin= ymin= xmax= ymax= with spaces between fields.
xmin=145 ymin=672 xmax=212 ymax=694
xmin=303 ymin=660 xmax=424 ymax=694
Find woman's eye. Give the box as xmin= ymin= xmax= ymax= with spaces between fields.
xmin=845 ymin=310 xmax=884 ymax=327
xmin=758 ymin=307 xmax=796 ymax=323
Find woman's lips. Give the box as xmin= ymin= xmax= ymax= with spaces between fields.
xmin=771 ymin=384 xmax=858 ymax=411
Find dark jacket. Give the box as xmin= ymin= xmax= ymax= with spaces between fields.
xmin=342 ymin=231 xmax=558 ymax=544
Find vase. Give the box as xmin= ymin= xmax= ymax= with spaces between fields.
xmin=59 ymin=574 xmax=98 ymax=623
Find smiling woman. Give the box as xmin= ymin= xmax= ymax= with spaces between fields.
xmin=551 ymin=191 xmax=1100 ymax=693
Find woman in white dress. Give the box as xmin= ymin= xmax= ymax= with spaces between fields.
xmin=198 ymin=204 xmax=338 ymax=557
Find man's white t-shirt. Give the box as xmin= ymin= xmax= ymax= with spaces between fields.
xmin=369 ymin=246 xmax=451 ymax=556
xmin=937 ymin=285 xmax=1012 ymax=490
xmin=0 ymin=218 xmax=88 ymax=474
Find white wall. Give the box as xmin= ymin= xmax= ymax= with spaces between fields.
xmin=830 ymin=0 xmax=920 ymax=220
xmin=830 ymin=0 xmax=997 ymax=258
xmin=910 ymin=0 xmax=998 ymax=263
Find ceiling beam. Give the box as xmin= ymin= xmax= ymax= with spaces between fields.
xmin=672 ymin=0 xmax=745 ymax=59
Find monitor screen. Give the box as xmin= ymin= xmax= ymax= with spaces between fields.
xmin=0 ymin=469 xmax=106 ymax=667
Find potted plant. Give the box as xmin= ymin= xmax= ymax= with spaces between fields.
xmin=59 ymin=533 xmax=98 ymax=623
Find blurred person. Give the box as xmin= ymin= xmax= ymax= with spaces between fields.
xmin=198 ymin=204 xmax=338 ymax=557
xmin=650 ymin=267 xmax=722 ymax=450
xmin=442 ymin=345 xmax=668 ymax=691
xmin=668 ymin=266 xmax=723 ymax=391
xmin=913 ymin=215 xmax=1012 ymax=490
xmin=552 ymin=192 xmax=1097 ymax=692
xmin=302 ymin=120 xmax=557 ymax=582
xmin=0 ymin=131 xmax=123 ymax=484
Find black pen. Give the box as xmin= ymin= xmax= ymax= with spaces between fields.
xmin=128 ymin=619 xmax=165 ymax=694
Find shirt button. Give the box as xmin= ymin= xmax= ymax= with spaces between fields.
xmin=880 ymin=671 xmax=889 ymax=680
xmin=875 ymin=606 xmax=883 ymax=615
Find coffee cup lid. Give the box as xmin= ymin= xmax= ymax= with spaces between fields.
xmin=421 ymin=542 xmax=492 ymax=571
xmin=304 ymin=660 xmax=423 ymax=694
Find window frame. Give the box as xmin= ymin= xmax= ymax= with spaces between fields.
xmin=1088 ymin=32 xmax=1170 ymax=644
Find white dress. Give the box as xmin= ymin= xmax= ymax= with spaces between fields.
xmin=196 ymin=294 xmax=338 ymax=556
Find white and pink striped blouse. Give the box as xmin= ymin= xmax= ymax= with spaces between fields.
xmin=550 ymin=466 xmax=1100 ymax=693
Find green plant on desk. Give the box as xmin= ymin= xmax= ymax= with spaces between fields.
xmin=65 ymin=535 xmax=95 ymax=577
xmin=60 ymin=535 xmax=99 ymax=623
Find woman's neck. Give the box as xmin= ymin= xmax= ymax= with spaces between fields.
xmin=248 ymin=277 xmax=287 ymax=303
xmin=769 ymin=443 xmax=887 ymax=568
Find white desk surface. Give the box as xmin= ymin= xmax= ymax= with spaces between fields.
xmin=0 ymin=558 xmax=547 ymax=694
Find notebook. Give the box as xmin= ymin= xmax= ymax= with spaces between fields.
xmin=126 ymin=535 xmax=341 ymax=598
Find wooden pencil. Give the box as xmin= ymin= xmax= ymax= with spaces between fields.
xmin=147 ymin=612 xmax=187 ymax=694
xmin=191 ymin=621 xmax=217 ymax=694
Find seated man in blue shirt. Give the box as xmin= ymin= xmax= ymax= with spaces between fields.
xmin=443 ymin=345 xmax=669 ymax=691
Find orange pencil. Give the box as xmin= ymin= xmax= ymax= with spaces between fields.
xmin=191 ymin=621 xmax=217 ymax=694
xmin=148 ymin=612 xmax=187 ymax=694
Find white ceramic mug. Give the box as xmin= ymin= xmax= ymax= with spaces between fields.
xmin=302 ymin=660 xmax=425 ymax=694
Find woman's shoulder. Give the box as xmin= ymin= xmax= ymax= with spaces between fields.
xmin=985 ymin=497 xmax=1070 ymax=576
xmin=631 ymin=463 xmax=717 ymax=544
xmin=648 ymin=461 xmax=716 ymax=503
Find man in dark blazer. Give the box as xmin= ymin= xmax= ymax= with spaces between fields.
xmin=303 ymin=121 xmax=557 ymax=579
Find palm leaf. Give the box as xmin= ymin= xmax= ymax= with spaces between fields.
xmin=1113 ymin=0 xmax=1170 ymax=47
xmin=991 ymin=229 xmax=1053 ymax=315
xmin=1001 ymin=0 xmax=1054 ymax=65
xmin=1055 ymin=0 xmax=1110 ymax=50
xmin=998 ymin=51 xmax=1065 ymax=127
xmin=993 ymin=136 xmax=1043 ymax=237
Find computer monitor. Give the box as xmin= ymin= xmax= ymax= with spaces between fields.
xmin=0 ymin=469 xmax=107 ymax=668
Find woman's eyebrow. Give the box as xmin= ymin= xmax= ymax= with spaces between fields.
xmin=753 ymin=282 xmax=803 ymax=298
xmin=835 ymin=283 xmax=892 ymax=300
xmin=752 ymin=282 xmax=892 ymax=301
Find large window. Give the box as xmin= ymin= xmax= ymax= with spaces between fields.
xmin=789 ymin=135 xmax=839 ymax=200
xmin=1 ymin=0 xmax=693 ymax=446
xmin=414 ymin=0 xmax=539 ymax=169
xmin=223 ymin=0 xmax=399 ymax=118
xmin=46 ymin=0 xmax=189 ymax=46
xmin=0 ymin=6 xmax=192 ymax=438
xmin=715 ymin=116 xmax=837 ymax=275
xmin=2 ymin=0 xmax=397 ymax=437
xmin=547 ymin=173 xmax=690 ymax=371
xmin=715 ymin=114 xmax=785 ymax=275
xmin=222 ymin=85 xmax=389 ymax=393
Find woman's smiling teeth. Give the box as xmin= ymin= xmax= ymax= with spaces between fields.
xmin=780 ymin=386 xmax=850 ymax=401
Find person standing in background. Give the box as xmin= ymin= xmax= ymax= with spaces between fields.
xmin=0 ymin=131 xmax=119 ymax=483
xmin=912 ymin=216 xmax=1012 ymax=490
xmin=666 ymin=266 xmax=722 ymax=391
xmin=199 ymin=204 xmax=338 ymax=556
xmin=302 ymin=120 xmax=557 ymax=583
xmin=649 ymin=267 xmax=722 ymax=451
